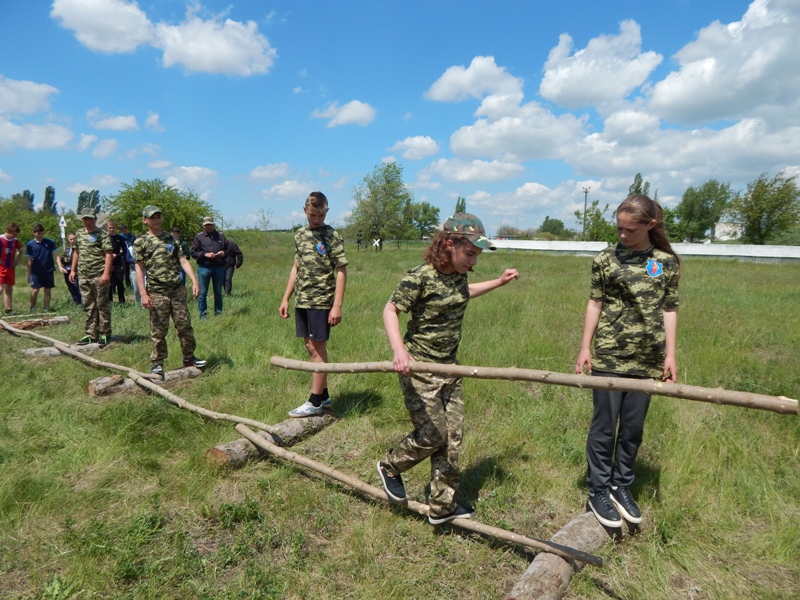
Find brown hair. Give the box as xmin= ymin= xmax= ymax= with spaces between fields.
xmin=5 ymin=222 xmax=20 ymax=234
xmin=305 ymin=191 xmax=328 ymax=210
xmin=423 ymin=230 xmax=472 ymax=271
xmin=32 ymin=223 xmax=45 ymax=233
xmin=617 ymin=195 xmax=679 ymax=265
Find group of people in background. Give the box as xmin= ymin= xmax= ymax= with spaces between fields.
xmin=279 ymin=191 xmax=679 ymax=529
xmin=3 ymin=190 xmax=679 ymax=531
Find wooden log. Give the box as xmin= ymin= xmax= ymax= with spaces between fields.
xmin=6 ymin=316 xmax=70 ymax=330
xmin=507 ymin=512 xmax=617 ymax=600
xmin=21 ymin=343 xmax=101 ymax=357
xmin=269 ymin=356 xmax=798 ymax=415
xmin=207 ymin=412 xmax=338 ymax=468
xmin=233 ymin=423 xmax=603 ymax=567
xmin=0 ymin=318 xmax=282 ymax=436
xmin=88 ymin=367 xmax=203 ymax=396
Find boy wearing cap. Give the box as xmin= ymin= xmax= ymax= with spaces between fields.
xmin=26 ymin=223 xmax=60 ymax=313
xmin=1 ymin=223 xmax=24 ymax=315
xmin=70 ymin=209 xmax=113 ymax=346
xmin=376 ymin=213 xmax=518 ymax=524
xmin=279 ymin=192 xmax=348 ymax=417
xmin=190 ymin=216 xmax=228 ymax=318
xmin=134 ymin=206 xmax=206 ymax=376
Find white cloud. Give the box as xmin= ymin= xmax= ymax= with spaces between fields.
xmin=388 ymin=136 xmax=440 ymax=160
xmin=422 ymin=158 xmax=524 ymax=183
xmin=51 ymin=0 xmax=155 ymax=53
xmin=92 ymin=138 xmax=118 ymax=158
xmin=647 ymin=0 xmax=800 ymax=125
xmin=311 ymin=100 xmax=376 ymax=128
xmin=601 ymin=110 xmax=661 ymax=146
xmin=0 ymin=120 xmax=73 ymax=152
xmin=51 ymin=0 xmax=276 ymax=76
xmin=66 ymin=174 xmax=118 ymax=194
xmin=77 ymin=133 xmax=98 ymax=151
xmin=155 ymin=6 xmax=276 ymax=76
xmin=0 ymin=75 xmax=59 ymax=116
xmin=539 ymin=20 xmax=662 ymax=110
xmin=249 ymin=162 xmax=290 ymax=181
xmin=165 ymin=166 xmax=218 ymax=199
xmin=0 ymin=168 xmax=11 ymax=182
xmin=87 ymin=108 xmax=139 ymax=131
xmin=425 ymin=56 xmax=523 ymax=103
xmin=145 ymin=111 xmax=163 ymax=132
xmin=148 ymin=160 xmax=172 ymax=169
xmin=260 ymin=180 xmax=315 ymax=200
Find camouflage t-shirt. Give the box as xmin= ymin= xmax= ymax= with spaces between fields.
xmin=75 ymin=228 xmax=112 ymax=278
xmin=590 ymin=243 xmax=680 ymax=378
xmin=389 ymin=263 xmax=470 ymax=364
xmin=134 ymin=231 xmax=185 ymax=294
xmin=293 ymin=225 xmax=348 ymax=309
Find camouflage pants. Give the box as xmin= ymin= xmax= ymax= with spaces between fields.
xmin=79 ymin=275 xmax=111 ymax=338
xmin=383 ymin=371 xmax=464 ymax=517
xmin=149 ymin=286 xmax=196 ymax=364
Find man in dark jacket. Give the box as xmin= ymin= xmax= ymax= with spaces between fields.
xmin=223 ymin=238 xmax=243 ymax=296
xmin=107 ymin=220 xmax=127 ymax=303
xmin=190 ymin=216 xmax=228 ymax=318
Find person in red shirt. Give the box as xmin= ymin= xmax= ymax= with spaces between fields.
xmin=0 ymin=223 xmax=24 ymax=315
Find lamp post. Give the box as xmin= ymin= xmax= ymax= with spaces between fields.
xmin=582 ymin=186 xmax=591 ymax=240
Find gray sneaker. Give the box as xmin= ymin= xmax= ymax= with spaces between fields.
xmin=610 ymin=486 xmax=642 ymax=524
xmin=288 ymin=401 xmax=323 ymax=418
xmin=588 ymin=489 xmax=623 ymax=528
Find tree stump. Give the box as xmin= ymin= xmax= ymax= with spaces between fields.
xmin=88 ymin=367 xmax=203 ymax=396
xmin=207 ymin=412 xmax=338 ymax=468
xmin=506 ymin=511 xmax=627 ymax=599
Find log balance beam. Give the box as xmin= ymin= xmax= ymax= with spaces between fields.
xmin=234 ymin=423 xmax=603 ymax=568
xmin=269 ymin=356 xmax=798 ymax=415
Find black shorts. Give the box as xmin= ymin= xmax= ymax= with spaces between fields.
xmin=30 ymin=272 xmax=55 ymax=289
xmin=295 ymin=308 xmax=330 ymax=342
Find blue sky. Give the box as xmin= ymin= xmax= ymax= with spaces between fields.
xmin=2 ymin=0 xmax=799 ymax=234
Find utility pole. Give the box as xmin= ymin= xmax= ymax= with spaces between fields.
xmin=582 ymin=186 xmax=591 ymax=240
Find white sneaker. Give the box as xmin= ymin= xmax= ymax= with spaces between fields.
xmin=288 ymin=401 xmax=323 ymax=418
xmin=320 ymin=397 xmax=332 ymax=409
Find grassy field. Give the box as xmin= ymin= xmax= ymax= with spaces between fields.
xmin=1 ymin=231 xmax=798 ymax=599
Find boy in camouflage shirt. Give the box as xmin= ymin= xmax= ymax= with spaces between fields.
xmin=70 ymin=209 xmax=113 ymax=346
xmin=377 ymin=213 xmax=518 ymax=524
xmin=134 ymin=206 xmax=206 ymax=376
xmin=279 ymin=192 xmax=348 ymax=417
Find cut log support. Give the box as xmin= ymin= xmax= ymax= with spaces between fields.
xmin=234 ymin=423 xmax=603 ymax=568
xmin=269 ymin=356 xmax=798 ymax=415
xmin=207 ymin=412 xmax=338 ymax=468
xmin=88 ymin=367 xmax=203 ymax=396
xmin=5 ymin=316 xmax=69 ymax=330
xmin=22 ymin=343 xmax=100 ymax=357
xmin=507 ymin=512 xmax=619 ymax=599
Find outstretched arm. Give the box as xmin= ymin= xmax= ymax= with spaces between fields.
xmin=468 ymin=268 xmax=519 ymax=299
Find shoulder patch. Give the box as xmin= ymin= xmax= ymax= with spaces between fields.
xmin=646 ymin=258 xmax=663 ymax=277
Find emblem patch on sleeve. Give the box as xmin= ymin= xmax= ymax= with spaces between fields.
xmin=647 ymin=258 xmax=663 ymax=277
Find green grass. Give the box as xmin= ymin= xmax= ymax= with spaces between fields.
xmin=1 ymin=233 xmax=799 ymax=599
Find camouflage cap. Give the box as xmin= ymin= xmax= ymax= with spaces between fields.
xmin=79 ymin=208 xmax=97 ymax=219
xmin=443 ymin=213 xmax=496 ymax=250
xmin=142 ymin=205 xmax=162 ymax=217
xmin=202 ymin=216 xmax=215 ymax=225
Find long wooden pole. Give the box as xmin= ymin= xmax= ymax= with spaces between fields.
xmin=269 ymin=356 xmax=798 ymax=415
xmin=233 ymin=423 xmax=603 ymax=567
xmin=0 ymin=319 xmax=281 ymax=435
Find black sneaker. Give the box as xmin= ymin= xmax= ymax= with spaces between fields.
xmin=588 ymin=489 xmax=623 ymax=528
xmin=377 ymin=461 xmax=406 ymax=502
xmin=428 ymin=504 xmax=475 ymax=525
xmin=151 ymin=363 xmax=164 ymax=376
xmin=183 ymin=356 xmax=207 ymax=368
xmin=97 ymin=335 xmax=109 ymax=347
xmin=610 ymin=486 xmax=642 ymax=524
xmin=76 ymin=335 xmax=94 ymax=346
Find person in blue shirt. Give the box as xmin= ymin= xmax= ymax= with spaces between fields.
xmin=26 ymin=223 xmax=60 ymax=313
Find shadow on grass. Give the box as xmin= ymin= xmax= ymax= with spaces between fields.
xmin=202 ymin=353 xmax=235 ymax=371
xmin=333 ymin=388 xmax=387 ymax=416
xmin=458 ymin=455 xmax=515 ymax=506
